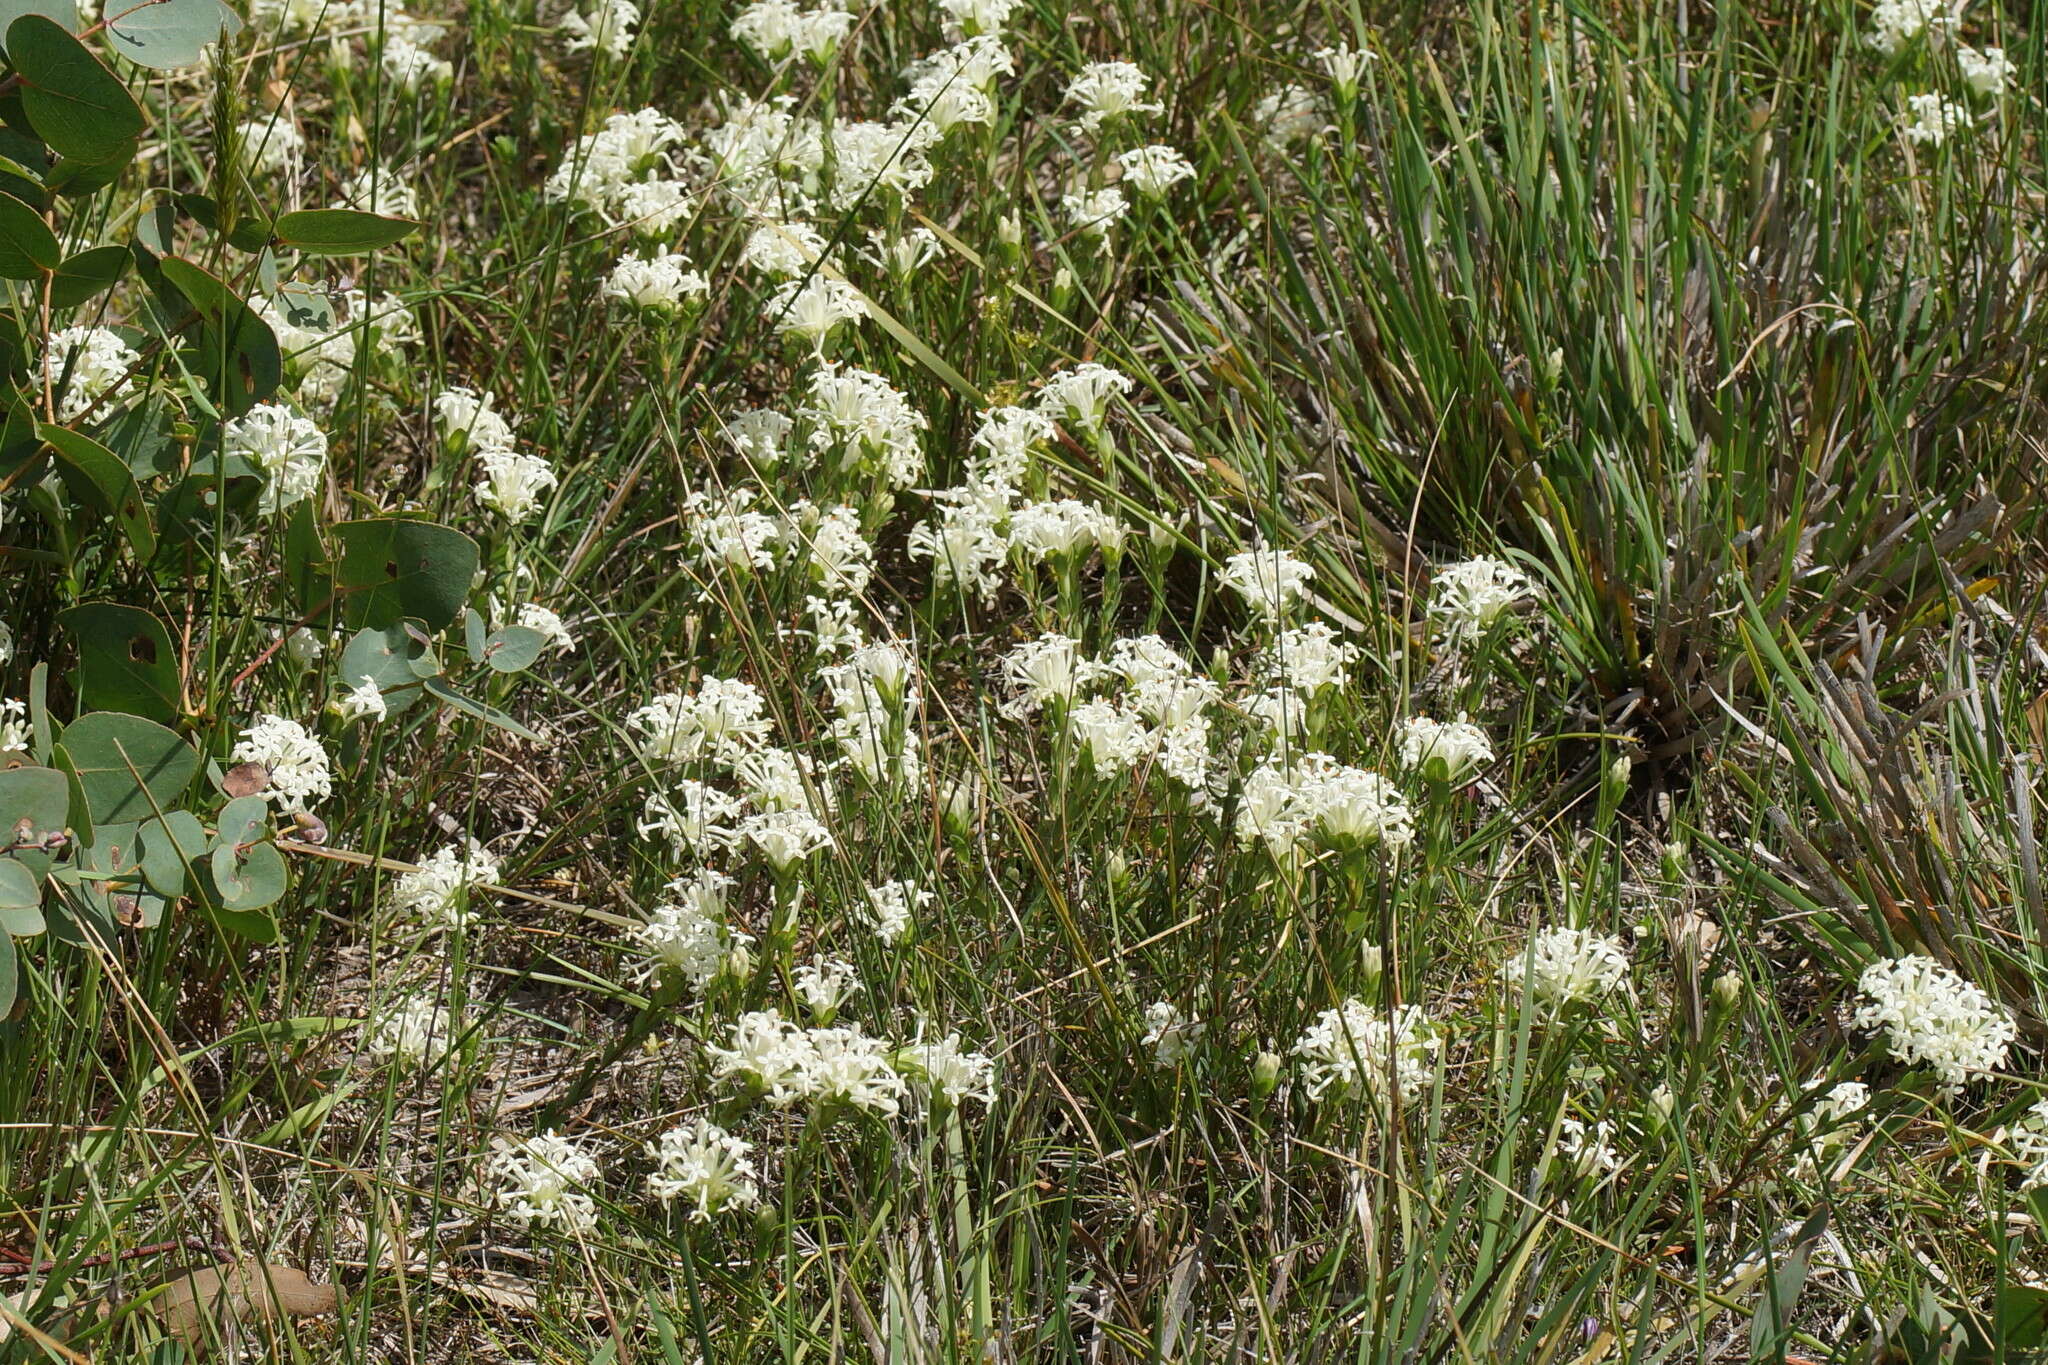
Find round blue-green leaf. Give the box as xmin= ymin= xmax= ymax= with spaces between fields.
xmin=8 ymin=15 xmax=146 ymax=165
xmin=0 ymin=190 xmax=57 ymax=278
xmin=480 ymin=625 xmax=547 ymax=674
xmin=273 ymin=208 xmax=419 ymax=256
xmin=48 ymin=244 xmax=127 ymax=308
xmin=333 ymin=518 xmax=478 ymax=631
xmin=213 ymin=793 xmax=268 ymax=852
xmin=337 ymin=624 xmax=430 ymax=716
xmin=210 ymin=837 xmax=284 ymax=912
xmin=56 ymin=712 xmax=198 ymax=824
xmin=0 ymin=857 xmax=44 ymax=936
xmin=105 ymin=0 xmax=242 ymax=70
xmin=0 ymin=0 xmax=76 ymax=51
xmin=139 ymin=808 xmax=204 ymax=897
xmin=0 ymin=765 xmax=68 ymax=846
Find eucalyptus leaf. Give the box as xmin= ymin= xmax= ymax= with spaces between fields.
xmin=105 ymin=0 xmax=243 ymax=71
xmin=0 ymin=858 xmax=44 ymax=937
xmin=0 ymin=765 xmax=69 ymax=849
xmin=333 ymin=518 xmax=478 ymax=630
xmin=213 ymin=793 xmax=268 ymax=852
xmin=480 ymin=625 xmax=547 ymax=673
xmin=336 ymin=624 xmax=430 ymax=716
xmin=208 ymin=838 xmax=286 ymax=913
xmin=7 ymin=15 xmax=145 ymax=164
xmin=48 ymin=243 xmax=127 ymax=308
xmin=0 ymin=0 xmax=76 ymax=48
xmin=156 ymin=256 xmax=281 ymax=416
xmin=59 ymin=603 xmax=179 ymax=722
xmin=40 ymin=424 xmax=158 ymax=558
xmin=139 ymin=808 xmax=205 ymax=897
xmin=56 ymin=712 xmax=198 ymax=824
xmin=0 ymin=189 xmax=58 ymax=278
xmin=274 ymin=207 xmax=419 ymax=256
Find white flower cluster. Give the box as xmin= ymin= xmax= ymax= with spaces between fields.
xmin=1064 ymin=61 xmax=1163 ymax=132
xmin=223 ymin=403 xmax=328 ymax=515
xmin=2001 ymin=1100 xmax=2048 ymax=1191
xmin=1291 ymin=999 xmax=1442 ymax=1101
xmin=1398 ymin=715 xmax=1494 ymax=784
xmin=1851 ymin=954 xmax=2014 ymax=1092
xmin=545 ymin=107 xmax=691 ymax=228
xmin=644 ymin=1119 xmax=760 ymax=1220
xmin=232 ymin=714 xmax=334 ymax=812
xmin=730 ymin=0 xmax=853 ymax=63
xmin=628 ymin=676 xmax=776 ymax=764
xmin=1236 ymin=753 xmax=1415 ymax=858
xmin=391 ymin=840 xmax=502 ymax=932
xmin=558 ymin=0 xmax=639 ymax=58
xmin=43 ymin=326 xmax=140 ymax=423
xmin=1428 ymin=556 xmax=1533 ymax=642
xmin=603 ymin=251 xmax=710 ymax=312
xmin=862 ymin=878 xmax=928 ymax=944
xmin=1143 ymin=1001 xmax=1204 ymax=1069
xmin=1500 ymin=927 xmax=1630 ymax=1019
xmin=362 ymin=994 xmax=459 ymax=1069
xmin=629 ymin=870 xmax=753 ymax=990
xmin=488 ymin=1130 xmax=603 ymax=1234
xmin=257 ymin=289 xmax=418 ymax=410
xmin=1220 ymin=543 xmax=1315 ymax=621
xmin=1865 ymin=0 xmax=1963 ymax=56
xmin=708 ymin=1008 xmax=905 ymax=1115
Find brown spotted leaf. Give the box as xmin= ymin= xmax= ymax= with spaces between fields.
xmin=220 ymin=763 xmax=270 ymax=800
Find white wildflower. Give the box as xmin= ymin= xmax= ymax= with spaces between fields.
xmin=1142 ymin=1000 xmax=1204 ymax=1068
xmin=1291 ymin=999 xmax=1441 ymax=1101
xmin=488 ymin=1130 xmax=601 ymax=1234
xmin=863 ymin=878 xmax=929 ymax=944
xmin=1502 ymin=927 xmax=1630 ymax=1019
xmin=645 ymin=1120 xmax=760 ymax=1220
xmin=392 ymin=841 xmax=501 ymax=931
xmin=231 ymin=714 xmax=332 ymax=812
xmin=1398 ymin=715 xmax=1494 ymax=784
xmin=1115 ymin=145 xmax=1195 ymax=197
xmin=1064 ymin=60 xmax=1162 ymax=131
xmin=223 ymin=403 xmax=328 ymax=514
xmin=1220 ymin=543 xmax=1314 ymax=620
xmin=1851 ymin=954 xmax=2014 ymax=1092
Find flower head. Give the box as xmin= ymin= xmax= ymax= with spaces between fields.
xmin=1428 ymin=556 xmax=1531 ymax=641
xmin=1220 ymin=543 xmax=1314 ymax=620
xmin=1501 ymin=927 xmax=1630 ymax=1019
xmin=231 ymin=715 xmax=333 ymax=812
xmin=362 ymin=994 xmax=458 ymax=1069
xmin=488 ymin=1130 xmax=602 ymax=1233
xmin=1851 ymin=954 xmax=2014 ymax=1092
xmin=1064 ymin=61 xmax=1162 ymax=131
xmin=1291 ymin=999 xmax=1441 ymax=1101
xmin=1116 ymin=144 xmax=1195 ymax=197
xmin=645 ymin=1119 xmax=760 ymax=1219
xmin=224 ymin=403 xmax=328 ymax=514
xmin=1398 ymin=715 xmax=1494 ymax=784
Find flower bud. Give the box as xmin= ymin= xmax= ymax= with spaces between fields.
xmin=1712 ymin=970 xmax=1745 ymax=1012
xmin=1605 ymin=752 xmax=1633 ymax=796
xmin=1647 ymin=1083 xmax=1677 ymax=1128
xmin=1252 ymin=1049 xmax=1282 ymax=1099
